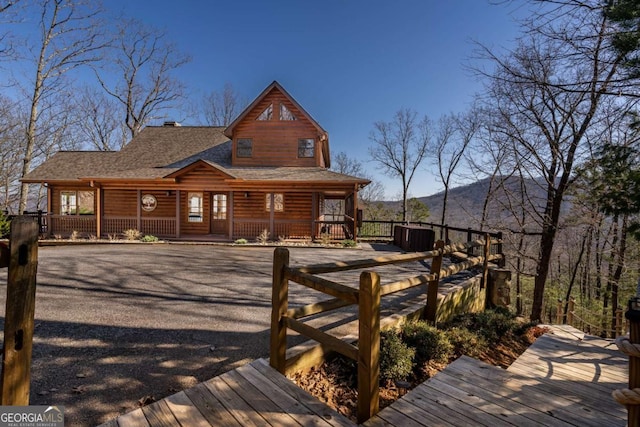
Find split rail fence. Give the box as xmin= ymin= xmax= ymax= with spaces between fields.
xmin=270 ymin=236 xmax=503 ymax=423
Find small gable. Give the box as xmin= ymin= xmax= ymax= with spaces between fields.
xmin=165 ymin=160 xmax=235 ymax=185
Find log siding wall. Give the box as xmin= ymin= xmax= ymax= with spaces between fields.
xmin=232 ymin=89 xmax=324 ymax=168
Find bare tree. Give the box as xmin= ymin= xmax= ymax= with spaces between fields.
xmin=75 ymin=86 xmax=122 ymax=150
xmin=202 ymin=83 xmax=245 ymax=126
xmin=17 ymin=0 xmax=105 ymax=213
xmin=433 ymin=111 xmax=479 ymax=226
xmin=369 ymin=108 xmax=430 ymax=223
xmin=477 ymin=0 xmax=637 ymax=321
xmin=0 ymin=0 xmax=20 ymax=59
xmin=330 ymin=151 xmax=385 ymax=220
xmin=97 ymin=18 xmax=190 ymax=139
xmin=0 ymin=95 xmax=23 ymax=212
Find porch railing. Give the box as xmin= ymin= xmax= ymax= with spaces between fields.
xmin=49 ymin=215 xmax=96 ymax=235
xmin=102 ymin=217 xmax=177 ymax=237
xmin=233 ymin=219 xmax=313 ymax=240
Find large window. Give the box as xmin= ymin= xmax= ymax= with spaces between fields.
xmin=266 ymin=193 xmax=284 ymax=212
xmin=237 ymin=138 xmax=252 ymax=158
xmin=60 ymin=191 xmax=94 ymax=215
xmin=298 ymin=139 xmax=315 ymax=158
xmin=212 ymin=194 xmax=227 ymax=220
xmin=188 ymin=192 xmax=203 ymax=222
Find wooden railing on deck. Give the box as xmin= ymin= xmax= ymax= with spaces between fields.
xmin=270 ymin=236 xmax=503 ymax=423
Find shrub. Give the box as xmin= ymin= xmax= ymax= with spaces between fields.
xmin=448 ymin=307 xmax=518 ymax=342
xmin=445 ymin=327 xmax=488 ymax=358
xmin=380 ymin=329 xmax=415 ymax=382
xmin=0 ymin=211 xmax=10 ymax=237
xmin=234 ymin=238 xmax=248 ymax=245
xmin=256 ymin=229 xmax=269 ymax=244
xmin=141 ymin=234 xmax=159 ymax=243
xmin=342 ymin=239 xmax=357 ymax=248
xmin=319 ymin=232 xmax=332 ymax=245
xmin=69 ymin=230 xmax=79 ymax=240
xmin=402 ymin=321 xmax=452 ymax=365
xmin=122 ymin=229 xmax=142 ymax=240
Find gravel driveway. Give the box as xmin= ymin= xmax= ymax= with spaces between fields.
xmin=0 ymin=242 xmax=411 ymax=426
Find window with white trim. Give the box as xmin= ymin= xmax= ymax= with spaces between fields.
xmin=60 ymin=191 xmax=94 ymax=215
xmin=188 ymin=192 xmax=203 ymax=222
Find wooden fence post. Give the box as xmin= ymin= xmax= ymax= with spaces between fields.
xmin=425 ymin=240 xmax=445 ymax=324
xmin=496 ymin=231 xmax=505 ymax=268
xmin=567 ymin=297 xmax=575 ymax=326
xmin=481 ymin=233 xmax=490 ymax=289
xmin=556 ymin=299 xmax=563 ymax=324
xmin=0 ymin=217 xmax=39 ymax=405
xmin=358 ymin=271 xmax=380 ymax=424
xmin=466 ymin=228 xmax=473 ymax=257
xmin=270 ymin=247 xmax=289 ymax=373
xmin=616 ymin=308 xmax=624 ymax=338
xmin=625 ymin=298 xmax=640 ymax=425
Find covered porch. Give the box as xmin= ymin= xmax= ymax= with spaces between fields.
xmin=44 ymin=185 xmax=362 ymax=242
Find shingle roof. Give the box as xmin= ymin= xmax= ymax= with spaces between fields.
xmin=23 ymin=126 xmax=230 ymax=182
xmin=22 ymin=125 xmax=369 ymax=186
xmin=22 ymin=151 xmax=120 ymax=182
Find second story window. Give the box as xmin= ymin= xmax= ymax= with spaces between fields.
xmin=257 ymin=104 xmax=273 ymax=120
xmin=280 ymin=104 xmax=296 ymax=121
xmin=298 ymin=139 xmax=315 ymax=158
xmin=237 ymin=138 xmax=252 ymax=158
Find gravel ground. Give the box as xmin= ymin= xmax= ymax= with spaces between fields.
xmin=0 ymin=242 xmax=417 ymax=427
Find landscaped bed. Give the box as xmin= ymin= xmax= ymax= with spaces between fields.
xmin=288 ymin=308 xmax=548 ymax=422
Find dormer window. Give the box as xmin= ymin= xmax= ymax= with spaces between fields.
xmin=280 ymin=104 xmax=296 ymax=121
xmin=298 ymin=139 xmax=315 ymax=158
xmin=257 ymin=104 xmax=273 ymax=121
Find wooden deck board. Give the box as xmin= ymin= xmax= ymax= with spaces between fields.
xmin=115 ymin=409 xmax=150 ymax=427
xmin=106 ymin=326 xmax=629 ymax=427
xmin=235 ymin=362 xmax=334 ymax=427
xmin=164 ymin=391 xmax=211 ymax=427
xmin=220 ymin=368 xmax=302 ymax=426
xmin=183 ymin=383 xmax=242 ymax=426
xmin=202 ymin=373 xmax=269 ymax=427
xmin=250 ymin=358 xmax=353 ymax=427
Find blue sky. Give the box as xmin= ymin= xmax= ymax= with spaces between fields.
xmin=107 ymin=0 xmax=524 ymax=199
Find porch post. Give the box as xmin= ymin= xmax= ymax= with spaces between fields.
xmin=46 ymin=185 xmax=52 ymax=238
xmin=228 ymin=192 xmax=234 ymax=241
xmin=136 ymin=189 xmax=141 ymax=231
xmin=175 ymin=190 xmax=181 ymax=238
xmin=269 ymin=193 xmax=275 ymax=240
xmin=353 ymin=184 xmax=359 ymax=241
xmin=311 ymin=192 xmax=317 ymax=240
xmin=95 ymin=187 xmax=101 ymax=239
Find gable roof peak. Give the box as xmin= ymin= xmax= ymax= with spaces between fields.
xmin=223 ymin=81 xmax=327 ymax=139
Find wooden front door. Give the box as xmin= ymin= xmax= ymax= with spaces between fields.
xmin=211 ymin=193 xmax=228 ymax=234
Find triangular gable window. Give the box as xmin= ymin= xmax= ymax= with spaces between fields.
xmin=256 ymin=104 xmax=273 ymax=121
xmin=280 ymin=103 xmax=296 ymax=121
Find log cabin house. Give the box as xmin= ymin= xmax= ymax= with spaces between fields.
xmin=22 ymin=81 xmax=370 ymax=241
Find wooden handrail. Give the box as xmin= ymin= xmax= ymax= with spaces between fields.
xmin=270 ymin=235 xmax=504 ymax=423
xmin=285 ymin=269 xmax=359 ymax=303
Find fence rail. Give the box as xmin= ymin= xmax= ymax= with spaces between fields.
xmin=555 ymin=297 xmax=626 ymax=338
xmin=270 ymin=237 xmax=503 ymax=423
